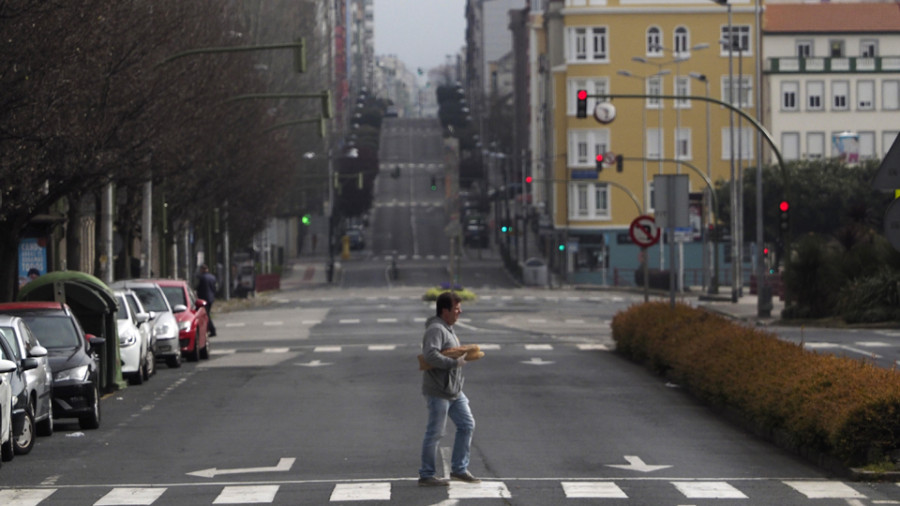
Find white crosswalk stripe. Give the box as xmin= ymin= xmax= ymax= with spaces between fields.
xmin=0 ymin=480 xmax=876 ymax=503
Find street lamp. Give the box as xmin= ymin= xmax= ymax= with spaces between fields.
xmin=304 ymin=147 xmax=358 ymax=283
xmin=689 ymin=72 xmax=719 ymax=295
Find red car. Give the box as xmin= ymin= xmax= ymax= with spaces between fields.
xmin=152 ymin=280 xmax=210 ymax=362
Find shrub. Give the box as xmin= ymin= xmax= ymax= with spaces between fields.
xmin=613 ymin=302 xmax=900 ymax=466
xmin=422 ymin=288 xmax=477 ymax=302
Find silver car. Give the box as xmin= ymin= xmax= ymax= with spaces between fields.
xmin=110 ymin=281 xmax=182 ymax=369
xmin=0 ymin=315 xmax=53 ymax=454
xmin=113 ymin=290 xmax=154 ymax=384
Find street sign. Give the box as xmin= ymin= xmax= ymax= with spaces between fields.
xmin=629 ymin=215 xmax=660 ymax=248
xmin=593 ymin=102 xmax=616 ymax=124
xmin=571 ymin=169 xmax=598 ymax=180
xmin=602 ymin=151 xmax=616 ymax=168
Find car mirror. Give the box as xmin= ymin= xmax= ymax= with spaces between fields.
xmin=172 ymin=304 xmax=187 ymax=313
xmin=29 ymin=345 xmax=48 ymax=358
xmin=196 ymin=299 xmax=208 ymax=308
xmin=0 ymin=359 xmax=16 ymax=374
xmin=85 ymin=334 xmax=106 ymax=349
xmin=21 ymin=357 xmax=38 ymax=371
xmin=148 ymin=310 xmax=157 ymax=320
xmin=135 ymin=313 xmax=150 ymax=325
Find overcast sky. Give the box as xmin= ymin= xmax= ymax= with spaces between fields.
xmin=373 ymin=0 xmax=466 ymax=73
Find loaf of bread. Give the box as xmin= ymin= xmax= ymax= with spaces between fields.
xmin=418 ymin=344 xmax=484 ymax=370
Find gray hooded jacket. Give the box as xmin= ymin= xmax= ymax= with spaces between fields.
xmin=421 ymin=315 xmax=464 ymax=399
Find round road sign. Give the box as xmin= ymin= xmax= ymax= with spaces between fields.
xmin=629 ymin=215 xmax=660 ymax=248
xmin=593 ymin=102 xmax=616 ymax=124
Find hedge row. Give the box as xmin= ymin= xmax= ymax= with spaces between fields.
xmin=611 ymin=302 xmax=900 ymax=467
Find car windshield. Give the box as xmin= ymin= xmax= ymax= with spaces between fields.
xmin=132 ymin=287 xmax=170 ymax=312
xmin=18 ymin=314 xmax=82 ymax=349
xmin=160 ymin=286 xmax=186 ymax=309
xmin=115 ymin=295 xmax=129 ymax=321
xmin=0 ymin=327 xmax=18 ymax=359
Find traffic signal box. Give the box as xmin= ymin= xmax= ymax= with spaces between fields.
xmin=595 ymin=153 xmax=604 ymax=171
xmin=779 ymin=200 xmax=790 ymax=232
xmin=576 ymin=90 xmax=588 ymax=118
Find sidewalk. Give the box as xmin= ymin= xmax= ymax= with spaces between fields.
xmin=697 ymin=290 xmax=785 ymax=326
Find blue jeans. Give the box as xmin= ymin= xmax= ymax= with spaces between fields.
xmin=419 ymin=392 xmax=475 ymax=479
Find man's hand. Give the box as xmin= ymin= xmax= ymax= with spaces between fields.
xmin=456 ymin=355 xmax=466 ymax=367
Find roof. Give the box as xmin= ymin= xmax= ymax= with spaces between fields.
xmin=18 ymin=271 xmax=116 ymax=315
xmin=765 ymin=3 xmax=900 ymax=34
xmin=0 ymin=301 xmax=67 ymax=312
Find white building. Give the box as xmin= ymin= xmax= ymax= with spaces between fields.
xmin=764 ymin=2 xmax=900 ymax=161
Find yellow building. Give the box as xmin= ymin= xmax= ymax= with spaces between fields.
xmin=543 ymin=0 xmax=759 ymax=287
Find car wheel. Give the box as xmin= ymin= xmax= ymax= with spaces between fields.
xmin=188 ymin=332 xmax=201 ymax=362
xmin=130 ymin=362 xmax=145 ymax=386
xmin=14 ymin=403 xmax=35 ymax=455
xmin=144 ymin=349 xmax=155 ymax=379
xmin=166 ymin=351 xmax=182 ymax=369
xmin=78 ymin=384 xmax=100 ymax=430
xmin=36 ymin=402 xmax=53 ymax=437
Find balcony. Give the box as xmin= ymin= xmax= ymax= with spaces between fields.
xmin=766 ymin=56 xmax=900 ymax=74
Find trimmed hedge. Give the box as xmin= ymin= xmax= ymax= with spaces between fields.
xmin=612 ymin=302 xmax=900 ymax=467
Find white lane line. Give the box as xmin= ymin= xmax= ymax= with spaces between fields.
xmin=339 ymin=319 xmax=360 ymax=324
xmin=330 ymin=483 xmax=391 ymax=501
xmin=213 ymin=485 xmax=279 ymax=504
xmin=314 ymin=346 xmax=342 ymax=353
xmin=577 ymin=344 xmax=609 ymax=351
xmin=562 ymin=482 xmax=627 ymax=499
xmin=369 ymin=345 xmax=397 ymax=351
xmin=377 ymin=318 xmax=398 ymax=323
xmin=672 ymin=481 xmax=747 ymax=499
xmin=565 ymin=319 xmax=586 ymax=324
xmin=528 ymin=319 xmax=547 ymax=324
xmin=263 ymin=348 xmax=290 ymax=354
xmin=0 ymin=489 xmax=57 ymax=505
xmin=525 ymin=344 xmax=553 ymax=351
xmin=301 ymin=320 xmax=321 ymax=325
xmin=262 ymin=321 xmax=283 ymax=327
xmin=448 ymin=482 xmax=511 ymax=499
xmin=95 ymin=487 xmax=166 ymax=505
xmin=784 ymin=481 xmax=867 ymax=499
xmin=211 ymin=349 xmax=237 ymax=355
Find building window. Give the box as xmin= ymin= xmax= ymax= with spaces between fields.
xmin=674 ymin=26 xmax=688 ymax=55
xmin=860 ymin=39 xmax=878 ymax=58
xmin=568 ymin=78 xmax=610 ymax=115
xmin=832 ymin=80 xmax=849 ymax=111
xmin=647 ymin=27 xmax=662 ymax=56
xmin=807 ymin=132 xmax=825 ymax=159
xmin=568 ymin=129 xmax=610 ymax=167
xmin=884 ymin=80 xmax=900 ymax=110
xmin=647 ymin=76 xmax=662 ymax=108
xmin=858 ymin=131 xmax=875 ymax=159
xmin=675 ymin=128 xmax=691 ymax=160
xmin=884 ymin=131 xmax=900 ymax=158
xmin=568 ymin=27 xmax=608 ymax=62
xmin=806 ymin=81 xmax=824 ymax=111
xmin=647 ymin=128 xmax=663 ymax=159
xmin=569 ymin=182 xmax=610 ymax=220
xmin=722 ymin=76 xmax=753 ymax=108
xmin=722 ymin=127 xmax=755 ymax=160
xmin=782 ymin=132 xmax=800 ymax=161
xmin=781 ymin=81 xmax=798 ymax=111
xmin=858 ymin=80 xmax=875 ymax=110
xmin=720 ymin=25 xmax=751 ymax=54
xmin=829 ymin=40 xmax=845 ymax=58
xmin=796 ymin=40 xmax=813 ymax=58
xmin=675 ymin=76 xmax=690 ymax=108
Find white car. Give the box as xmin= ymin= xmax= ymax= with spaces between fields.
xmin=0 ymin=315 xmax=53 ymax=454
xmin=0 ymin=339 xmax=18 ymax=466
xmin=114 ymin=290 xmax=154 ymax=385
xmin=110 ymin=281 xmax=182 ymax=369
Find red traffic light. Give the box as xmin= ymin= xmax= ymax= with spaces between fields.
xmin=763 ymin=247 xmax=769 ymax=256
xmin=577 ymin=89 xmax=588 ymax=100
xmin=525 ymin=176 xmax=533 ymax=184
xmin=595 ymin=153 xmax=604 ymax=163
xmin=779 ymin=200 xmax=790 ymax=212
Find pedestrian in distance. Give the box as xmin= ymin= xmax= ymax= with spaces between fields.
xmin=418 ymin=291 xmax=480 ymax=487
xmin=196 ymin=264 xmax=217 ymax=337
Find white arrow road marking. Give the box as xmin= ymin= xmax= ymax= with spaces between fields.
xmin=187 ymin=457 xmax=295 ymax=478
xmin=522 ymin=358 xmax=554 ymax=366
xmin=296 ymin=360 xmax=332 ymax=367
xmin=606 ymin=455 xmax=672 ymax=473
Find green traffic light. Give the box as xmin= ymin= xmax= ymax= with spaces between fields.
xmin=558 ymin=244 xmax=565 ymax=251
xmin=301 ymin=215 xmax=311 ymax=225
xmin=500 ymin=226 xmax=508 ymax=233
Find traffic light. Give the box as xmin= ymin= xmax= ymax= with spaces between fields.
xmin=301 ymin=214 xmax=311 ymax=226
xmin=430 ymin=176 xmax=437 ymax=191
xmin=576 ymin=89 xmax=588 ymax=118
xmin=779 ymin=200 xmax=790 ymax=232
xmin=525 ymin=175 xmax=533 ymax=184
xmin=558 ymin=243 xmax=566 ymax=252
xmin=616 ymin=154 xmax=624 ymax=173
xmin=595 ymin=153 xmax=604 ymax=171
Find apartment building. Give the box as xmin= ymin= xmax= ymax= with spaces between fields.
xmin=542 ymin=0 xmax=758 ymax=286
xmin=764 ymin=2 xmax=900 ymax=162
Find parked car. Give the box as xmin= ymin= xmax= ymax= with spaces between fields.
xmin=346 ymin=228 xmax=365 ymax=250
xmin=0 ymin=303 xmax=103 ymax=430
xmin=463 ymin=215 xmax=489 ymax=248
xmin=153 ymin=279 xmax=210 ymax=362
xmin=0 ymin=314 xmax=53 ymax=453
xmin=113 ymin=290 xmax=154 ymax=385
xmin=0 ymin=341 xmax=19 ymax=464
xmin=109 ymin=280 xmax=182 ymax=368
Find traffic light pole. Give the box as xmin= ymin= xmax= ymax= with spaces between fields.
xmin=593 ymin=92 xmax=788 ymax=315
